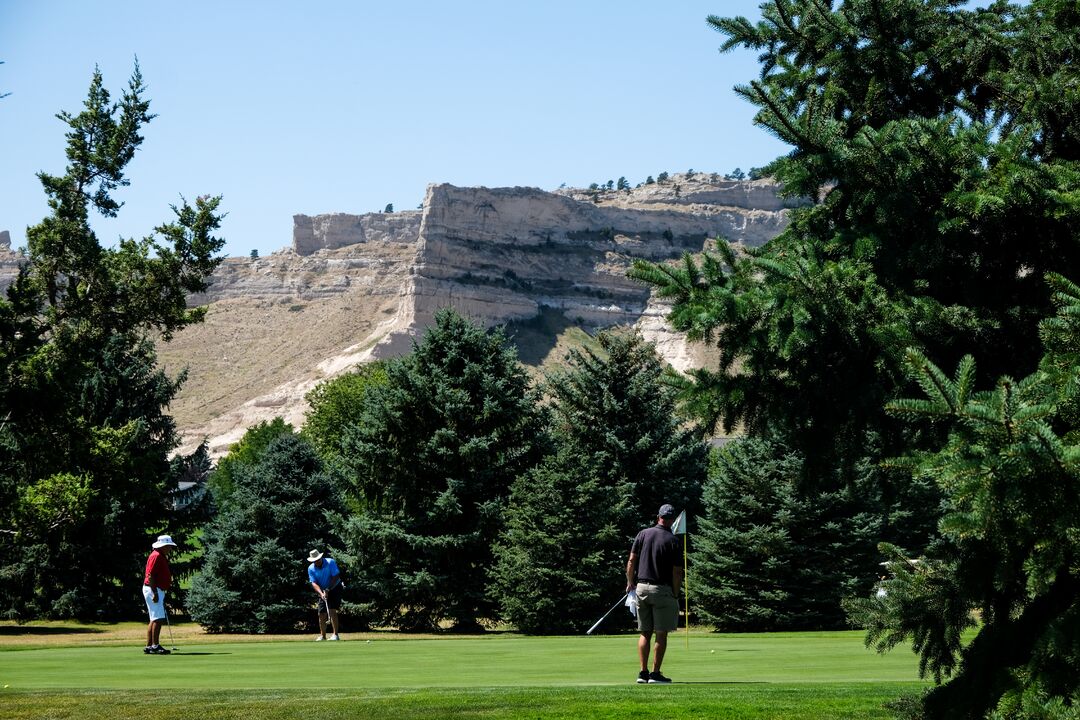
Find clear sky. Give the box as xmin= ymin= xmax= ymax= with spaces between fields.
xmin=0 ymin=1 xmax=788 ymax=258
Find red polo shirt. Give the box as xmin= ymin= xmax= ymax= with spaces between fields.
xmin=144 ymin=549 xmax=172 ymax=591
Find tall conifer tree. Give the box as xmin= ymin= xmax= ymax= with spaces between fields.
xmin=493 ymin=331 xmax=706 ymax=633
xmin=630 ymin=0 xmax=1080 ymax=633
xmin=339 ymin=309 xmax=544 ymax=631
xmin=0 ymin=65 xmax=224 ymax=618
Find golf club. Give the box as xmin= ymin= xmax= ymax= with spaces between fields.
xmin=163 ymin=600 xmax=179 ymax=652
xmin=586 ymin=591 xmax=631 ymax=635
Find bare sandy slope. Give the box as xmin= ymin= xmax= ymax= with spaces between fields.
xmin=158 ymin=289 xmax=402 ymax=455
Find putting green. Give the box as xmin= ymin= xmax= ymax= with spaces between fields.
xmin=0 ymin=631 xmax=925 ymax=690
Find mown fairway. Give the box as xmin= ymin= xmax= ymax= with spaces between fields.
xmin=0 ymin=624 xmax=927 ymax=719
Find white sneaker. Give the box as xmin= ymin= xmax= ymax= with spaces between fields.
xmin=329 ymin=634 xmax=340 ymax=641
xmin=315 ymin=635 xmax=325 ymax=641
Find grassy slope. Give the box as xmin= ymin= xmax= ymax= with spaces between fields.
xmin=0 ymin=625 xmax=925 ymax=718
xmin=4 ymin=685 xmax=920 ymax=720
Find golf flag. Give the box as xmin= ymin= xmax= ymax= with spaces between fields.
xmin=671 ymin=510 xmax=687 ymax=535
xmin=670 ymin=510 xmax=689 ymax=648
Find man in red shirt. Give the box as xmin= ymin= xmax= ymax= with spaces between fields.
xmin=143 ymin=534 xmax=177 ymax=655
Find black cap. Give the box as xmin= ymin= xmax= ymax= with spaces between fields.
xmin=658 ymin=504 xmax=676 ymax=519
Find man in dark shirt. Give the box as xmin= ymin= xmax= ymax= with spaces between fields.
xmin=626 ymin=504 xmax=682 ymax=684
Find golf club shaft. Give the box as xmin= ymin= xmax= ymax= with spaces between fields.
xmin=587 ymin=592 xmax=629 ymax=635
xmin=164 ymin=600 xmax=177 ymax=650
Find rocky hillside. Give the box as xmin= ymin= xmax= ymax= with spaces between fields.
xmin=2 ymin=174 xmax=806 ymax=457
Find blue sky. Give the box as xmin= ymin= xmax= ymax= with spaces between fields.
xmin=0 ymin=1 xmax=788 ymax=257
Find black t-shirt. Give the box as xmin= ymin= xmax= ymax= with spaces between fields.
xmin=631 ymin=524 xmax=678 ymax=586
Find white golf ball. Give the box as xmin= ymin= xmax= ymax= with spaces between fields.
xmin=709 ymin=649 xmax=715 ymax=654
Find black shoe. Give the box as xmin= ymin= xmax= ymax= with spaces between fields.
xmin=150 ymin=645 xmax=171 ymax=655
xmin=143 ymin=646 xmax=152 ymax=654
xmin=648 ymin=671 xmax=672 ymax=684
xmin=636 ymin=670 xmax=650 ymax=684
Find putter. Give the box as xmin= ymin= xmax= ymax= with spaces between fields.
xmin=586 ymin=592 xmax=630 ymax=635
xmin=163 ymin=601 xmax=179 ymax=652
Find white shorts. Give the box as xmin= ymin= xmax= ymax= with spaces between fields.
xmin=143 ymin=586 xmax=167 ymax=621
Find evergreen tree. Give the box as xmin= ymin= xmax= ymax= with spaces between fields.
xmin=187 ymin=434 xmax=344 ymax=633
xmin=493 ymin=331 xmax=706 ymax=633
xmin=849 ymin=273 xmax=1080 ymax=719
xmin=209 ymin=417 xmax=295 ymax=509
xmin=635 ymin=0 xmax=1079 ymax=470
xmin=339 ymin=309 xmax=544 ymax=631
xmin=493 ymin=450 xmax=621 ymax=634
xmin=164 ymin=440 xmax=214 ymax=602
xmin=0 ymin=65 xmax=224 ymax=619
xmin=302 ymin=362 xmax=388 ymax=460
xmin=694 ymin=438 xmax=880 ymax=630
xmin=630 ymin=0 xmax=1079 ymax=631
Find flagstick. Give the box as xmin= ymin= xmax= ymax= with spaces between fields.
xmin=683 ymin=532 xmax=689 ymax=650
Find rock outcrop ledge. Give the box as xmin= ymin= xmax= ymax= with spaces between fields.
xmin=162 ymin=174 xmax=804 ymax=455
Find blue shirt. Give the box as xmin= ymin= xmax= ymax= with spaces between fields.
xmin=307 ymin=557 xmax=340 ymax=590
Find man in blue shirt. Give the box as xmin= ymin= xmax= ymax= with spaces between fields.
xmin=307 ymin=549 xmax=343 ymax=641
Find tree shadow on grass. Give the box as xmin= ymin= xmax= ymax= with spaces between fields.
xmin=0 ymin=626 xmax=104 ymax=636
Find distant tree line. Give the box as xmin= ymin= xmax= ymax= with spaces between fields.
xmin=187 ymin=310 xmax=708 ymax=634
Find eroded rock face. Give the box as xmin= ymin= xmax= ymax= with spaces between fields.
xmin=0 ymin=232 xmax=23 ymax=294
xmin=163 ymin=175 xmax=805 ymax=455
xmin=369 ymin=177 xmax=798 ymax=364
xmin=292 ymin=211 xmax=421 ymax=255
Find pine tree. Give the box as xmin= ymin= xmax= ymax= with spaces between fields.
xmin=0 ymin=65 xmax=224 ymax=619
xmin=694 ymin=438 xmax=881 ymax=630
xmin=209 ymin=418 xmax=295 ymax=509
xmin=629 ymin=0 xmax=1080 ymax=638
xmin=493 ymin=450 xmax=625 ymax=634
xmin=339 ymin=309 xmax=545 ymax=631
xmin=847 ymin=274 xmax=1080 ymax=718
xmin=493 ymin=331 xmax=706 ymax=633
xmin=188 ymin=434 xmax=344 ymax=633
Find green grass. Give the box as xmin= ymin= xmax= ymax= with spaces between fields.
xmin=0 ymin=625 xmax=927 ymax=719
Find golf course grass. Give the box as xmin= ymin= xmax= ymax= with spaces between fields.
xmin=0 ymin=622 xmax=927 ymax=718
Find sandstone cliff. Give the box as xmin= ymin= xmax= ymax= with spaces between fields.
xmin=142 ymin=175 xmax=803 ymax=456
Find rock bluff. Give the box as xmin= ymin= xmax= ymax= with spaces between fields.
xmin=14 ymin=174 xmax=806 ymax=456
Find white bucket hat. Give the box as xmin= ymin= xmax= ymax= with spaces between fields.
xmin=152 ymin=535 xmax=178 ymax=549
xmin=307 ymin=549 xmax=324 ymax=562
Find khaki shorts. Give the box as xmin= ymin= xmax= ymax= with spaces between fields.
xmin=636 ymin=583 xmax=678 ymax=633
